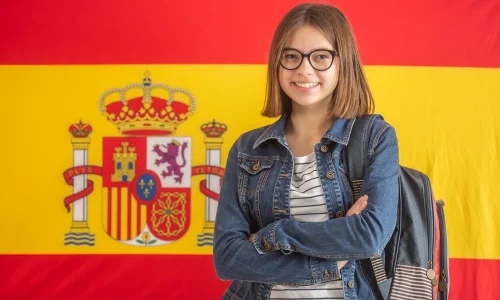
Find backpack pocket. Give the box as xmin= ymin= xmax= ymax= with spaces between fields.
xmin=387 ymin=168 xmax=436 ymax=300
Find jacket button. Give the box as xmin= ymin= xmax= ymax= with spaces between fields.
xmin=320 ymin=145 xmax=328 ymax=153
xmin=252 ymin=162 xmax=260 ymax=171
xmin=348 ymin=280 xmax=355 ymax=288
xmin=263 ymin=238 xmax=272 ymax=250
xmin=326 ymin=171 xmax=336 ymax=179
xmin=323 ymin=270 xmax=332 ymax=280
xmin=336 ymin=211 xmax=344 ymax=217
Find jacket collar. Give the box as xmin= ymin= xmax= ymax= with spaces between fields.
xmin=253 ymin=113 xmax=356 ymax=149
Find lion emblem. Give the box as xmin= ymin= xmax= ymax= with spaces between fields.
xmin=152 ymin=140 xmax=188 ymax=183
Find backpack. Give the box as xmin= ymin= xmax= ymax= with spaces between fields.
xmin=345 ymin=114 xmax=450 ymax=300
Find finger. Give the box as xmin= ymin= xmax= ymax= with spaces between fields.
xmin=358 ymin=195 xmax=368 ymax=201
xmin=358 ymin=197 xmax=368 ymax=209
xmin=354 ymin=197 xmax=368 ymax=208
xmin=347 ymin=205 xmax=362 ymax=216
xmin=347 ymin=197 xmax=369 ymax=216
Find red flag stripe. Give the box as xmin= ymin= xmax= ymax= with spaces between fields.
xmin=1 ymin=0 xmax=499 ymax=67
xmin=0 ymin=255 xmax=497 ymax=299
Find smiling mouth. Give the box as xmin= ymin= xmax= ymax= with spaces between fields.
xmin=293 ymin=82 xmax=319 ymax=88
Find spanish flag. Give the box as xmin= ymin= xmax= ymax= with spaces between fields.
xmin=1 ymin=0 xmax=499 ymax=299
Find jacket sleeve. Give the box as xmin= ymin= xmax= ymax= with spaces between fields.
xmin=213 ymin=136 xmax=341 ymax=284
xmin=253 ymin=123 xmax=399 ymax=260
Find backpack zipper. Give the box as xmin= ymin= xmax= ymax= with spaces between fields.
xmin=437 ymin=200 xmax=449 ymax=300
xmin=423 ymin=175 xmax=437 ymax=296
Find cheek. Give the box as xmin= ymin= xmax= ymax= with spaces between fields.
xmin=278 ymin=70 xmax=287 ymax=88
xmin=321 ymin=68 xmax=339 ymax=90
xmin=279 ymin=70 xmax=294 ymax=95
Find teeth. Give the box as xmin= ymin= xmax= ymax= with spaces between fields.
xmin=295 ymin=82 xmax=318 ymax=88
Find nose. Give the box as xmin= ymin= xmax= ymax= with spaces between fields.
xmin=297 ymin=56 xmax=314 ymax=76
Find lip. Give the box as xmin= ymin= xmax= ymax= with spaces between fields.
xmin=292 ymin=82 xmax=320 ymax=90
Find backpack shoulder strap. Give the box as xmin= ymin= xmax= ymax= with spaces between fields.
xmin=344 ymin=113 xmax=391 ymax=299
xmin=345 ymin=114 xmax=379 ymax=199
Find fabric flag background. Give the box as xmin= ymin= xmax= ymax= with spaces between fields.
xmin=1 ymin=0 xmax=499 ymax=299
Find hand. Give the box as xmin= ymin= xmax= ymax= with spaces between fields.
xmin=248 ymin=233 xmax=255 ymax=242
xmin=346 ymin=195 xmax=368 ymax=216
xmin=337 ymin=260 xmax=347 ymax=270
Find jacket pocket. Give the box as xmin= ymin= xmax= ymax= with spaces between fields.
xmin=238 ymin=157 xmax=275 ymax=196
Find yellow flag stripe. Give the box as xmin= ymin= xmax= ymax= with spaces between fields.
xmin=102 ymin=187 xmax=108 ymax=235
xmin=141 ymin=202 xmax=147 ymax=237
xmin=110 ymin=188 xmax=118 ymax=240
xmin=120 ymin=187 xmax=128 ymax=241
xmin=131 ymin=195 xmax=138 ymax=240
xmin=0 ymin=65 xmax=498 ymax=258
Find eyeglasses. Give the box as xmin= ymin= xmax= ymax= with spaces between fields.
xmin=279 ymin=48 xmax=337 ymax=71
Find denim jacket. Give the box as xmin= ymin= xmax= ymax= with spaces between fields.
xmin=213 ymin=114 xmax=400 ymax=300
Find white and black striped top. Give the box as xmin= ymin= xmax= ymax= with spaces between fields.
xmin=270 ymin=152 xmax=345 ymax=300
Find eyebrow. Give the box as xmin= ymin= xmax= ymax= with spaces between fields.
xmin=283 ymin=47 xmax=335 ymax=52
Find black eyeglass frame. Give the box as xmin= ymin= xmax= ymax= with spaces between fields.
xmin=279 ymin=48 xmax=337 ymax=71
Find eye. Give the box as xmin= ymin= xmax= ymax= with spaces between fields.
xmin=313 ymin=54 xmax=331 ymax=60
xmin=285 ymin=54 xmax=299 ymax=59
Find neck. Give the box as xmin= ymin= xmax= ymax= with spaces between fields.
xmin=285 ymin=102 xmax=334 ymax=138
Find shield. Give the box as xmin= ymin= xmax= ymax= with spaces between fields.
xmin=101 ymin=136 xmax=191 ymax=246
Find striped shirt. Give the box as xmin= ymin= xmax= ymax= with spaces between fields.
xmin=269 ymin=152 xmax=345 ymax=300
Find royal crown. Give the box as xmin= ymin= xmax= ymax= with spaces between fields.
xmin=69 ymin=120 xmax=93 ymax=138
xmin=201 ymin=119 xmax=228 ymax=138
xmin=99 ymin=72 xmax=196 ymax=136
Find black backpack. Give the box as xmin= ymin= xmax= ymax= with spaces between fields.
xmin=345 ymin=114 xmax=450 ymax=300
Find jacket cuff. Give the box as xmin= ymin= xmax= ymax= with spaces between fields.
xmin=252 ymin=219 xmax=284 ymax=254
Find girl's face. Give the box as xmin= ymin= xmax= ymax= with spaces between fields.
xmin=279 ymin=24 xmax=339 ymax=111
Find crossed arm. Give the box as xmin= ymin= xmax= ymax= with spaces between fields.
xmin=247 ymin=195 xmax=369 ymax=270
xmin=213 ymin=125 xmax=399 ymax=284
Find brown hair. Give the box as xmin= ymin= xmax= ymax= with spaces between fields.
xmin=261 ymin=3 xmax=374 ymax=119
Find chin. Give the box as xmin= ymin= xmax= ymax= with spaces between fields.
xmin=290 ymin=95 xmax=324 ymax=107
